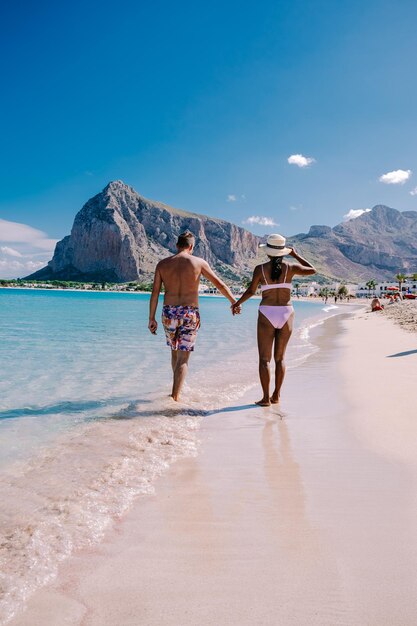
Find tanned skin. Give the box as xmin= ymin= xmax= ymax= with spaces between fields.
xmin=232 ymin=248 xmax=316 ymax=406
xmin=149 ymin=242 xmax=239 ymax=401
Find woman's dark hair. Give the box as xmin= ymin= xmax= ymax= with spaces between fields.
xmin=269 ymin=255 xmax=283 ymax=281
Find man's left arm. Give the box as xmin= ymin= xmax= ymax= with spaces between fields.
xmin=201 ymin=261 xmax=236 ymax=305
xmin=148 ymin=266 xmax=162 ymax=334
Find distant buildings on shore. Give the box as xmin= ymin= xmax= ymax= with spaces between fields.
xmin=284 ymin=279 xmax=417 ymax=299
xmin=356 ymin=280 xmax=417 ymax=297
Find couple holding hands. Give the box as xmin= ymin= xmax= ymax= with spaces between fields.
xmin=149 ymin=231 xmax=315 ymax=405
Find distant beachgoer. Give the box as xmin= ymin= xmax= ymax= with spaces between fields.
xmin=231 ymin=234 xmax=316 ymax=406
xmin=334 ymin=295 xmax=338 ymax=303
xmin=371 ymin=297 xmax=384 ymax=312
xmin=148 ymin=231 xmax=239 ymax=401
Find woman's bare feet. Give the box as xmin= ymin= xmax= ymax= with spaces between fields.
xmin=255 ymin=397 xmax=271 ymax=407
xmin=270 ymin=391 xmax=280 ymax=404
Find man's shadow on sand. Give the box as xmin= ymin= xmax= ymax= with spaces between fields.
xmin=114 ymin=403 xmax=259 ymax=420
xmin=386 ymin=349 xmax=417 ymax=358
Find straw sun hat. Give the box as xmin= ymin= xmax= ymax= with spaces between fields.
xmin=259 ymin=233 xmax=292 ymax=257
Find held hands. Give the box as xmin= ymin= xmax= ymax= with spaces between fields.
xmin=231 ymin=302 xmax=241 ymax=316
xmin=148 ymin=319 xmax=158 ymax=334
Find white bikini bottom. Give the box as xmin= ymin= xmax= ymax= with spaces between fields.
xmin=258 ymin=305 xmax=294 ymax=329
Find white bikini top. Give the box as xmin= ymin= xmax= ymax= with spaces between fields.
xmin=260 ymin=263 xmax=291 ymax=292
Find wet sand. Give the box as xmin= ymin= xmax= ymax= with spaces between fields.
xmin=9 ymin=310 xmax=417 ymax=625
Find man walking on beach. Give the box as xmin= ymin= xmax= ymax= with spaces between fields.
xmin=148 ymin=231 xmax=239 ymax=401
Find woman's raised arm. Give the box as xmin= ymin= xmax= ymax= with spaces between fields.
xmin=288 ymin=248 xmax=316 ymax=276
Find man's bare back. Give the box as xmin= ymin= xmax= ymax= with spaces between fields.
xmin=156 ymin=253 xmax=223 ymax=307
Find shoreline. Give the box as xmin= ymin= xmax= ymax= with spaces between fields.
xmin=0 ymin=286 xmax=361 ymax=306
xmin=8 ymin=306 xmax=417 ymax=625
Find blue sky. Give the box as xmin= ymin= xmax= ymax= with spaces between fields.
xmin=1 ymin=0 xmax=417 ymax=277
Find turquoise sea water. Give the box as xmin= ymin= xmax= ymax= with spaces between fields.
xmin=0 ymin=289 xmax=333 ymax=460
xmin=0 ymin=288 xmax=337 ymax=623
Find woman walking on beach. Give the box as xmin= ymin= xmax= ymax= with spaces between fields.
xmin=232 ymin=234 xmax=315 ymax=406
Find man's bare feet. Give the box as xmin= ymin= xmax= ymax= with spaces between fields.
xmin=255 ymin=398 xmax=271 ymax=407
xmin=270 ymin=392 xmax=280 ymax=404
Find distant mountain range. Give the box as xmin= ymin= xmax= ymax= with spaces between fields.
xmin=27 ymin=181 xmax=417 ymax=283
xmin=288 ymin=205 xmax=417 ymax=281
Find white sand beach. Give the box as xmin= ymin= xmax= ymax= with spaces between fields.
xmin=9 ymin=307 xmax=417 ymax=626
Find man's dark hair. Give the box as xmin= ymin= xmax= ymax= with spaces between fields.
xmin=176 ymin=230 xmax=195 ymax=250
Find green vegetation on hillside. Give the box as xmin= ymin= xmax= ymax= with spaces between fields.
xmin=0 ymin=279 xmax=154 ymax=291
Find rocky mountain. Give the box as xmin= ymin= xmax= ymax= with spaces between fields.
xmin=26 ymin=182 xmax=417 ymax=283
xmin=288 ymin=205 xmax=417 ymax=281
xmin=27 ymin=181 xmax=259 ymax=282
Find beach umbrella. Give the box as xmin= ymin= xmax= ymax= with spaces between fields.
xmin=387 ymin=286 xmax=399 ymax=291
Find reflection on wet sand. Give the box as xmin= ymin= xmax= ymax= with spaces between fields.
xmin=261 ymin=415 xmax=351 ymax=624
xmin=262 ymin=416 xmax=313 ymax=546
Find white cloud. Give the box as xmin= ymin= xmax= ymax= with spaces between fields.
xmin=0 ymin=218 xmax=58 ymax=251
xmin=243 ymin=216 xmax=279 ymax=227
xmin=5 ymin=260 xmax=45 ymax=271
xmin=0 ymin=246 xmax=22 ymax=257
xmin=379 ymin=169 xmax=412 ymax=185
xmin=289 ymin=205 xmax=299 ymax=211
xmin=26 ymin=260 xmax=46 ymax=270
xmin=227 ymin=193 xmax=246 ymax=202
xmin=0 ymin=259 xmax=46 ymax=277
xmin=0 ymin=218 xmax=46 ymax=243
xmin=287 ymin=154 xmax=316 ymax=168
xmin=410 ymin=186 xmax=417 ymax=196
xmin=343 ymin=208 xmax=371 ymax=221
xmin=30 ymin=237 xmax=58 ymax=251
xmin=0 ymin=218 xmax=57 ymax=278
